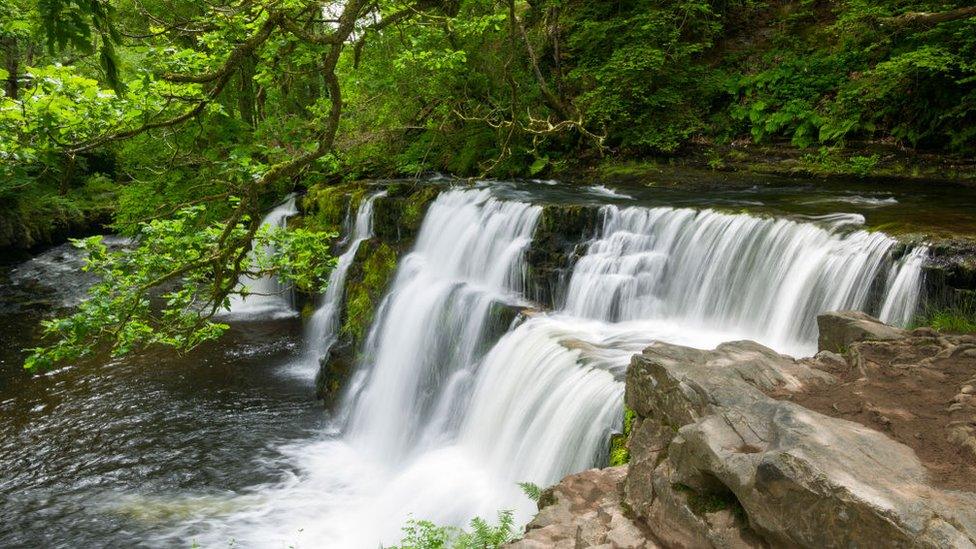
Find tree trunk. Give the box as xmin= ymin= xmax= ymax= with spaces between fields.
xmin=238 ymin=54 xmax=257 ymax=126
xmin=2 ymin=36 xmax=18 ymax=99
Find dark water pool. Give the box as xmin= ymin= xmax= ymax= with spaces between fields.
xmin=0 ymin=308 xmax=324 ymax=547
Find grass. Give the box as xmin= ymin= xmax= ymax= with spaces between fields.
xmin=927 ymin=310 xmax=976 ymax=334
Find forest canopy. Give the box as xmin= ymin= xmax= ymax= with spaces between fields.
xmin=2 ymin=0 xmax=975 ymax=368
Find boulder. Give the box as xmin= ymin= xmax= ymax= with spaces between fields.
xmin=622 ymin=339 xmax=976 ymax=548
xmin=817 ymin=310 xmax=906 ymax=353
xmin=506 ymin=466 xmax=658 ymax=549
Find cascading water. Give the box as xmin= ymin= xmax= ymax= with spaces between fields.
xmin=168 ymin=185 xmax=929 ymax=548
xmin=288 ymin=191 xmax=386 ymax=378
xmin=880 ymin=245 xmax=930 ymax=327
xmin=343 ymin=189 xmax=541 ymax=460
xmin=222 ymin=195 xmax=300 ymax=320
xmin=562 ymin=205 xmax=925 ymax=356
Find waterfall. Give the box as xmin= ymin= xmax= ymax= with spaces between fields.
xmin=222 ymin=195 xmax=299 ymax=320
xmin=288 ymin=192 xmax=386 ymax=378
xmin=172 ymin=186 xmax=929 ymax=548
xmin=879 ymin=245 xmax=929 ymax=327
xmin=344 ymin=188 xmax=541 ymax=461
xmin=563 ymin=205 xmax=925 ymax=356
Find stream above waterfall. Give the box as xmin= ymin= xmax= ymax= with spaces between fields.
xmin=1 ymin=175 xmax=974 ymax=548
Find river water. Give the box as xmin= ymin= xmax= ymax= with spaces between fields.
xmin=1 ymin=175 xmax=973 ymax=548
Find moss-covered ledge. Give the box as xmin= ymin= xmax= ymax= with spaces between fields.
xmin=302 ymin=179 xmax=445 ymax=408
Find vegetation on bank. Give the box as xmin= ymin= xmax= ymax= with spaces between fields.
xmin=3 ymin=0 xmax=975 ymax=367
xmin=915 ymin=306 xmax=976 ymax=334
xmin=391 ymin=511 xmax=517 ymax=549
xmin=389 ymin=483 xmax=541 ymax=548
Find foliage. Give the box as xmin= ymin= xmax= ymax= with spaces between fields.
xmin=918 ymin=305 xmax=976 ymax=334
xmin=24 ymin=202 xmax=335 ymax=371
xmin=517 ymin=482 xmax=541 ymax=502
xmin=609 ymin=406 xmax=636 ymax=466
xmin=390 ymin=510 xmax=516 ymax=549
xmin=8 ymin=0 xmax=976 ymax=368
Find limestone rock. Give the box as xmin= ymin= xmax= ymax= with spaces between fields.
xmin=623 ymin=338 xmax=976 ymax=548
xmin=816 ymin=310 xmax=906 ymax=353
xmin=506 ymin=467 xmax=658 ymax=549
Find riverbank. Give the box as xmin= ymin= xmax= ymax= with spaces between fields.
xmin=508 ymin=311 xmax=976 ymax=548
xmin=582 ymin=143 xmax=976 ymax=188
xmin=3 ymin=147 xmax=974 ymax=256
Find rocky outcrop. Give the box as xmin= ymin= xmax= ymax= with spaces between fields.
xmin=816 ymin=310 xmax=906 ymax=352
xmin=511 ymin=314 xmax=976 ymax=548
xmin=0 ymin=203 xmax=111 ymax=253
xmin=795 ymin=317 xmax=976 ymax=492
xmin=507 ymin=466 xmax=657 ymax=549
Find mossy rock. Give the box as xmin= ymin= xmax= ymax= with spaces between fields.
xmin=525 ymin=203 xmax=601 ymax=307
xmin=608 ymin=405 xmax=636 ymax=466
xmin=672 ymin=483 xmax=746 ymax=519
xmin=302 ymin=181 xmax=372 ymax=235
xmin=372 ymin=183 xmax=441 ymax=243
xmin=315 ymin=344 xmax=356 ymax=409
xmin=339 ymin=239 xmax=399 ymax=348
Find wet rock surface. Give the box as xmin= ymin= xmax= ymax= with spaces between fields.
xmin=511 ymin=313 xmax=976 ymax=548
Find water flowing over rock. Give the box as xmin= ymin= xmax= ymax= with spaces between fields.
xmin=563 ymin=205 xmax=926 ymax=356
xmin=286 ymin=191 xmax=384 ymax=382
xmin=509 ymin=314 xmax=976 ymax=549
xmin=222 ymin=195 xmax=299 ymax=320
xmin=172 ymin=182 xmax=937 ymax=548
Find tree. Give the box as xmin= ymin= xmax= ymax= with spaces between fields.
xmin=20 ymin=0 xmax=460 ymax=370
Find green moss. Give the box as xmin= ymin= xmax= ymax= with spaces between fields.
xmin=401 ymin=185 xmax=441 ymax=228
xmin=596 ymin=160 xmax=662 ymax=181
xmin=340 ymin=241 xmax=398 ymax=346
xmin=300 ymin=300 xmax=317 ymax=321
xmin=373 ymin=183 xmax=441 ymax=242
xmin=303 ymin=186 xmax=348 ymax=234
xmin=608 ymin=405 xmax=637 ymax=466
xmin=609 ymin=434 xmax=629 ymax=466
xmin=0 ymin=175 xmax=115 ymax=249
xmin=303 ymin=182 xmax=371 ymax=234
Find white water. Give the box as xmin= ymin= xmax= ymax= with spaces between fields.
xmin=222 ymin=195 xmax=300 ymax=320
xmin=563 ymin=205 xmax=923 ymax=356
xmin=587 ymin=184 xmax=633 ymax=199
xmin=803 ymin=195 xmax=899 ymax=207
xmin=880 ymin=245 xmax=930 ymax=327
xmin=169 ymin=186 xmax=929 ymax=548
xmin=287 ymin=192 xmax=386 ymax=379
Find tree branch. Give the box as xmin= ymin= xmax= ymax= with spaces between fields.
xmin=881 ymin=6 xmax=976 ymax=28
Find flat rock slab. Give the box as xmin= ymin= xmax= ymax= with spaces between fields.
xmin=796 ymin=324 xmax=976 ymax=492
xmin=506 ymin=466 xmax=658 ymax=549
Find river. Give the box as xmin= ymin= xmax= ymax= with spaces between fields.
xmin=1 ymin=175 xmax=973 ymax=548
